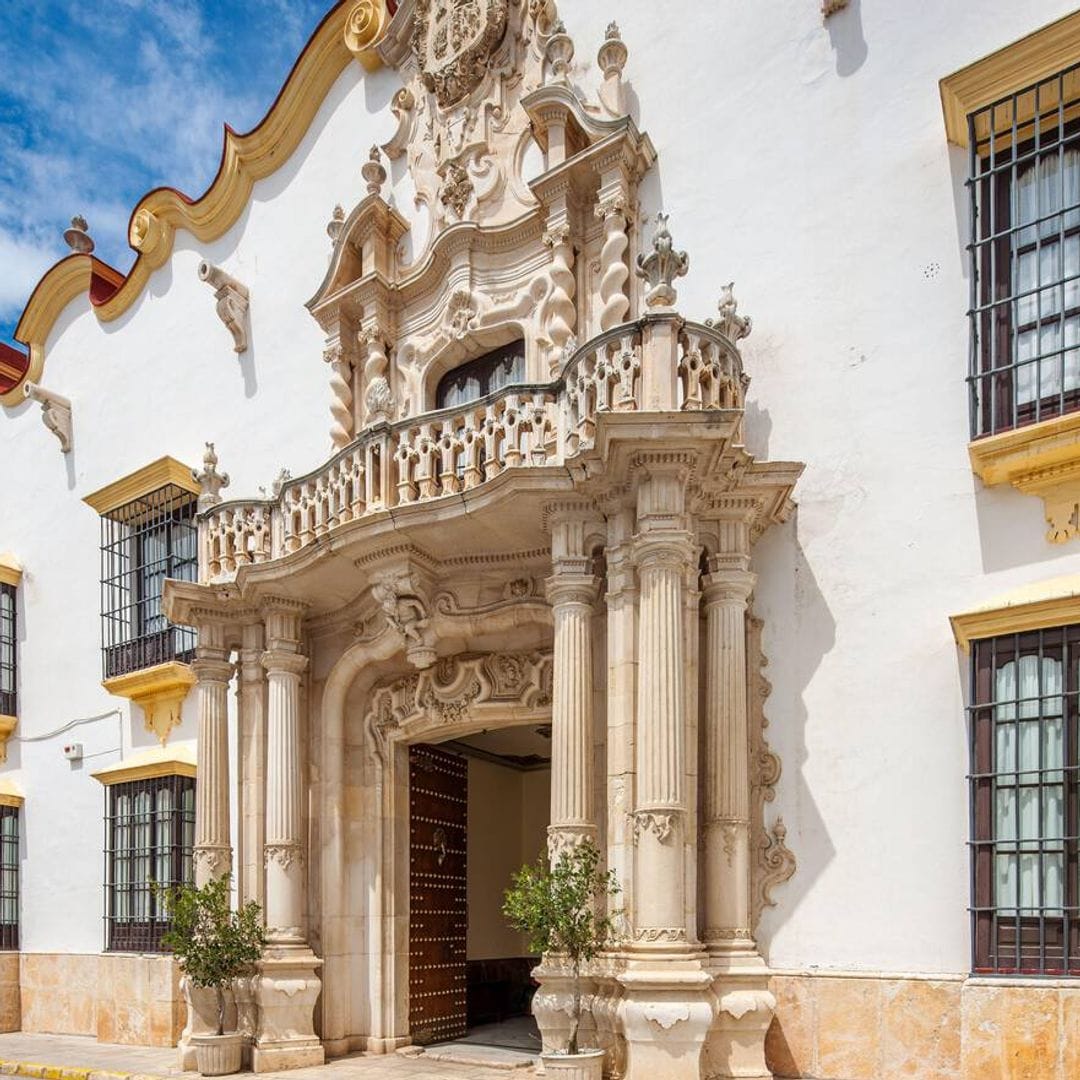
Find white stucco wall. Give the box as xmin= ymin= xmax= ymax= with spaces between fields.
xmin=2 ymin=0 xmax=1079 ymax=978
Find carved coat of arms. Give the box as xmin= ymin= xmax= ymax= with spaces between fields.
xmin=412 ymin=0 xmax=509 ymax=108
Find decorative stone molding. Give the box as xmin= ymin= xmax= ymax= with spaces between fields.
xmin=198 ymin=262 xmax=250 ymax=354
xmin=747 ymin=613 xmax=796 ymax=930
xmin=371 ymin=572 xmax=435 ymax=668
xmin=84 ymin=455 xmax=199 ymax=517
xmin=326 ymin=204 xmax=345 ymax=244
xmin=344 ymin=0 xmax=391 ymax=71
xmin=359 ymin=325 xmax=394 ymax=425
xmin=412 ymin=0 xmax=509 ymax=108
xmin=323 ymin=342 xmax=355 ymax=450
xmin=193 ymin=844 xmax=232 ymax=881
xmin=631 ymin=927 xmax=687 ymax=944
xmin=0 ymin=717 xmax=15 ymax=765
xmin=632 ymin=809 xmax=678 ymax=844
xmin=102 ymin=660 xmax=196 ymax=747
xmin=596 ymin=195 xmax=630 ymax=332
xmin=0 ymin=555 xmax=21 ymax=589
xmin=950 ymin=573 xmax=1080 ymax=651
xmin=91 ymin=744 xmax=197 ymax=786
xmin=193 ymin=442 xmax=230 ymax=512
xmin=363 ymin=650 xmax=553 ymax=757
xmin=597 ymin=22 xmax=628 ymax=118
xmin=361 ymin=145 xmax=387 ymax=198
xmin=635 ymin=213 xmax=688 ymax=310
xmin=264 ymin=842 xmax=303 ymax=872
xmin=22 ymin=383 xmax=72 ymax=453
xmin=545 ymin=20 xmax=574 ymax=85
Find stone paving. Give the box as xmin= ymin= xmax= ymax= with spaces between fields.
xmin=0 ymin=1034 xmax=534 ymax=1080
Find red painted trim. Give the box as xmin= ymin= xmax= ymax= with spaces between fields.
xmin=0 ymin=342 xmax=30 ymax=395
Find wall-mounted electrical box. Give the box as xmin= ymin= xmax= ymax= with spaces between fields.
xmin=62 ymin=743 xmax=83 ymax=762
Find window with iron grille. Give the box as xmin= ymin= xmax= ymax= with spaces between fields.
xmin=0 ymin=584 xmax=14 ymax=717
xmin=104 ymin=774 xmax=194 ymax=953
xmin=968 ymin=65 xmax=1080 ymax=437
xmin=0 ymin=806 xmax=18 ymax=951
xmin=969 ymin=625 xmax=1080 ymax=974
xmin=99 ymin=484 xmax=197 ymax=679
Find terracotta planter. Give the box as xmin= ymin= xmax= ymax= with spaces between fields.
xmin=540 ymin=1049 xmax=605 ymax=1080
xmin=192 ymin=1032 xmax=244 ymax=1076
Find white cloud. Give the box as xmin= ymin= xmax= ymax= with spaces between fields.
xmin=0 ymin=228 xmax=62 ymax=319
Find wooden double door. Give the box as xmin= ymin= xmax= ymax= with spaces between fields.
xmin=408 ymin=744 xmax=468 ymax=1043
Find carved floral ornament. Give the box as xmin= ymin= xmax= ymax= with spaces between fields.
xmin=362 ymin=650 xmax=553 ymax=756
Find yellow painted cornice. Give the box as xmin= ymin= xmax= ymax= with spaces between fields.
xmin=951 ymin=575 xmax=1080 ymax=652
xmin=969 ymin=413 xmax=1080 ymax=543
xmin=102 ymin=661 xmax=196 ymax=747
xmin=92 ymin=742 xmax=197 ymax=787
xmin=83 ymin=456 xmax=199 ymax=517
xmin=1 ymin=0 xmax=392 ymax=407
xmin=940 ymin=11 xmax=1080 ymax=147
xmin=0 ymin=555 xmax=20 ymax=588
xmin=0 ymin=780 xmax=24 ymax=810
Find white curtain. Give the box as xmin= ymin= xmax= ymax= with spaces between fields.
xmin=994 ymin=654 xmax=1065 ymax=913
xmin=1014 ymin=147 xmax=1080 ymax=403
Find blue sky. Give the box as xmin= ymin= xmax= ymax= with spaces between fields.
xmin=0 ymin=0 xmax=334 ymax=348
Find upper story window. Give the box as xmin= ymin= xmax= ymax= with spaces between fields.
xmin=0 ymin=582 xmax=14 ymax=718
xmin=968 ymin=65 xmax=1080 ymax=437
xmin=84 ymin=460 xmax=200 ymax=680
xmin=968 ymin=624 xmax=1080 ymax=974
xmin=435 ymin=340 xmax=526 ymax=409
xmin=0 ymin=803 xmax=19 ymax=951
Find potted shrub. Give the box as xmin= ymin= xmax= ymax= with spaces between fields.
xmin=503 ymin=839 xmax=621 ymax=1080
xmin=159 ymin=874 xmax=265 ymax=1077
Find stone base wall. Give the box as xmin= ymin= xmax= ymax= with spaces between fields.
xmin=0 ymin=954 xmax=18 ymax=1033
xmin=766 ymin=970 xmax=1080 ymax=1079
xmin=19 ymin=953 xmax=183 ymax=1046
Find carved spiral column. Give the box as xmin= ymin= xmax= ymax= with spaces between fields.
xmin=360 ymin=324 xmax=394 ymax=425
xmin=596 ymin=197 xmax=629 ymax=332
xmin=324 ymin=342 xmax=355 ymax=450
xmin=546 ymin=540 xmax=600 ymax=859
xmin=702 ymin=556 xmax=756 ymax=955
xmin=262 ymin=645 xmax=308 ymax=944
xmin=544 ymin=222 xmax=576 ymax=369
xmin=633 ymin=534 xmax=695 ymax=940
xmin=192 ymin=632 xmax=233 ymax=885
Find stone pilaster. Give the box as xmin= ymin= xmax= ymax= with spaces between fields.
xmin=546 ymin=510 xmax=600 ymax=859
xmin=253 ymin=601 xmax=324 ymax=1074
xmin=699 ymin=517 xmax=776 ymax=1080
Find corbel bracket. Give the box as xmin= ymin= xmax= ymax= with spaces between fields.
xmin=198 ymin=261 xmax=250 ymax=354
xmin=23 ymin=382 xmax=73 ymax=453
xmin=102 ymin=661 xmax=196 ymax=747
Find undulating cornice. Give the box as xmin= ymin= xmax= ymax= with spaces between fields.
xmin=1 ymin=0 xmax=395 ymax=408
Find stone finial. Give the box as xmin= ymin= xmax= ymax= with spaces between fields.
xmin=271 ymin=467 xmax=292 ymax=497
xmin=597 ymin=22 xmax=628 ymax=116
xmin=23 ymin=383 xmax=73 ymax=453
xmin=63 ymin=215 xmax=94 ymax=255
xmin=193 ymin=442 xmax=230 ymax=511
xmin=635 ymin=213 xmax=689 ymax=309
xmin=362 ymin=145 xmax=387 ymax=198
xmin=545 ymin=20 xmax=574 ymax=85
xmin=327 ymin=205 xmax=346 ymax=244
xmin=197 ymin=261 xmax=250 ymax=354
xmin=707 ymin=282 xmax=753 ymax=343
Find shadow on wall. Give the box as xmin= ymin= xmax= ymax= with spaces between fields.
xmin=752 ymin=508 xmax=837 ymax=955
xmin=974 ymin=477 xmax=1080 ymax=575
xmin=825 ymin=0 xmax=868 ymax=78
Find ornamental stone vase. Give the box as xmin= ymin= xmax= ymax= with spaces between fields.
xmin=540 ymin=1049 xmax=605 ymax=1080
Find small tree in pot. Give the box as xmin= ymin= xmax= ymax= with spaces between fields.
xmin=159 ymin=875 xmax=265 ymax=1077
xmin=503 ymin=839 xmax=620 ymax=1079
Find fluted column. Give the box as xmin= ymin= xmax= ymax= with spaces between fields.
xmin=262 ymin=646 xmax=308 ymax=944
xmin=192 ymin=628 xmax=233 ymax=886
xmin=702 ymin=552 xmax=756 ymax=955
xmin=546 ymin=511 xmax=600 ymax=859
xmin=238 ymin=622 xmax=267 ymax=913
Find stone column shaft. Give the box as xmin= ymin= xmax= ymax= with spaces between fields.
xmin=192 ymin=645 xmax=233 ymax=886
xmin=239 ymin=623 xmax=267 ymax=913
xmin=262 ymin=648 xmax=308 ymax=944
xmin=702 ymin=566 xmax=756 ymax=953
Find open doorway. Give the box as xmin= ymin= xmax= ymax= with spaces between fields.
xmin=408 ymin=725 xmax=551 ymax=1055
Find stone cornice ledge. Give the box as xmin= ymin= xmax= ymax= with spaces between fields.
xmin=969 ymin=412 xmax=1080 ymax=542
xmin=102 ymin=661 xmax=196 ymax=747
xmin=950 ymin=573 xmax=1080 ymax=652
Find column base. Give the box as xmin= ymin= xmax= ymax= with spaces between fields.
xmin=702 ymin=953 xmax=775 ymax=1080
xmin=618 ymin=963 xmax=715 ymax=1080
xmin=252 ymin=946 xmax=325 ymax=1073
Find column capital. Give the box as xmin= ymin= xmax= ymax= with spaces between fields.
xmin=702 ymin=567 xmax=756 ymax=607
xmin=261 ymin=649 xmax=308 ymax=677
xmin=633 ymin=530 xmax=696 ymax=571
xmin=191 ymin=656 xmax=235 ymax=684
xmin=546 ymin=571 xmax=600 ymax=608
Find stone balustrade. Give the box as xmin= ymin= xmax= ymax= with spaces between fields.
xmin=199 ymin=314 xmax=745 ymax=582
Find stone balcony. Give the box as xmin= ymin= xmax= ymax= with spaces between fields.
xmin=198 ymin=312 xmax=749 ymax=584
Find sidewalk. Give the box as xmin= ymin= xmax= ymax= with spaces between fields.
xmin=0 ymin=1034 xmax=533 ymax=1080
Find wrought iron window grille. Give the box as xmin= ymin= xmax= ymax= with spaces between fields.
xmin=968 ymin=64 xmax=1080 ymax=438
xmin=103 ymin=774 xmax=194 ymax=953
xmin=969 ymin=625 xmax=1080 ymax=975
xmin=0 ymin=806 xmax=19 ymax=951
xmin=0 ymin=585 xmax=14 ymax=717
xmin=98 ymin=483 xmax=197 ymax=679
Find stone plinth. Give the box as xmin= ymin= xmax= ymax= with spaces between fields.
xmin=252 ymin=947 xmax=324 ymax=1073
